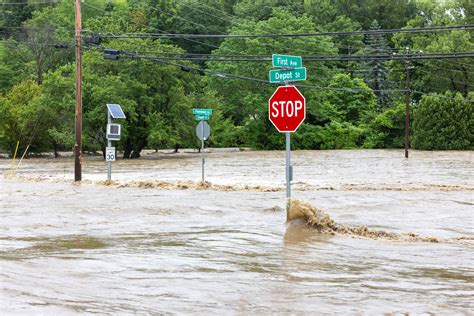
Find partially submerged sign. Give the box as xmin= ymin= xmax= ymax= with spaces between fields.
xmin=105 ymin=147 xmax=115 ymax=162
xmin=196 ymin=121 xmax=211 ymax=141
xmin=105 ymin=103 xmax=126 ymax=180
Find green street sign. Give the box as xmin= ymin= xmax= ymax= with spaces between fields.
xmin=269 ymin=67 xmax=307 ymax=83
xmin=272 ymin=54 xmax=302 ymax=68
xmin=193 ymin=108 xmax=213 ymax=116
xmin=195 ymin=114 xmax=210 ymax=120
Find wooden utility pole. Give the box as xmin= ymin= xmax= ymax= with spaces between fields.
xmin=74 ymin=0 xmax=82 ymax=181
xmin=405 ymin=62 xmax=411 ymax=159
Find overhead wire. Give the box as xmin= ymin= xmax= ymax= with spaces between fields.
xmin=95 ymin=24 xmax=474 ymax=39
xmin=80 ymin=1 xmax=242 ymax=56
xmin=414 ymin=67 xmax=474 ymax=87
xmin=106 ymin=49 xmax=473 ymax=102
xmin=103 ymin=48 xmax=474 ymax=62
xmin=0 ymin=1 xmax=59 ymax=4
xmin=116 ymin=50 xmax=406 ymax=94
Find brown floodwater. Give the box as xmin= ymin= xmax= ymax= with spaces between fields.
xmin=1 ymin=149 xmax=473 ymax=314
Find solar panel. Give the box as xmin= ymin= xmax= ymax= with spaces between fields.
xmin=107 ymin=104 xmax=126 ymax=119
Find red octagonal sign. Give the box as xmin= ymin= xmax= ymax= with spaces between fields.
xmin=268 ymin=85 xmax=306 ymax=132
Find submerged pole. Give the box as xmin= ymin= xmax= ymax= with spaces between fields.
xmin=201 ymin=121 xmax=205 ymax=182
xmin=74 ymin=0 xmax=83 ymax=181
xmin=107 ymin=113 xmax=112 ymax=180
xmin=286 ymin=132 xmax=291 ymax=198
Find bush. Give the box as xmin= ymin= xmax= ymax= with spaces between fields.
xmin=365 ymin=102 xmax=406 ymax=148
xmin=319 ymin=121 xmax=364 ymax=149
xmin=412 ymin=92 xmax=473 ymax=150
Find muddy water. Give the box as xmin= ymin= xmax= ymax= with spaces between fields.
xmin=1 ymin=150 xmax=473 ymax=314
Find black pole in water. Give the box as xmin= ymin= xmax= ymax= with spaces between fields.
xmin=405 ymin=62 xmax=411 ymax=159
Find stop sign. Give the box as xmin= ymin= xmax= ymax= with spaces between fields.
xmin=268 ymin=85 xmax=306 ymax=132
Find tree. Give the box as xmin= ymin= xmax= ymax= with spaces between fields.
xmin=169 ymin=0 xmax=232 ymax=56
xmin=412 ymin=92 xmax=473 ymax=150
xmin=323 ymin=74 xmax=377 ymax=125
xmin=392 ymin=0 xmax=473 ymax=99
xmin=0 ymin=43 xmax=35 ymax=92
xmin=361 ymin=20 xmax=393 ymax=108
xmin=208 ymin=9 xmax=335 ymax=130
xmin=80 ymin=35 xmax=203 ymax=157
xmin=305 ymin=0 xmax=417 ymax=30
xmin=234 ymin=0 xmax=305 ymax=22
xmin=365 ymin=102 xmax=406 ymax=148
xmin=0 ymin=80 xmax=49 ymax=155
xmin=0 ymin=0 xmax=33 ymax=38
xmin=19 ymin=3 xmax=74 ymax=84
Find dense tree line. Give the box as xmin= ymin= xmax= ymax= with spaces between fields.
xmin=0 ymin=0 xmax=473 ymax=157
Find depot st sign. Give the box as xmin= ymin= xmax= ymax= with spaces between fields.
xmin=268 ymin=85 xmax=306 ymax=132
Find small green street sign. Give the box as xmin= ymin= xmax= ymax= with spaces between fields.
xmin=272 ymin=54 xmax=302 ymax=68
xmin=269 ymin=67 xmax=307 ymax=83
xmin=195 ymin=114 xmax=210 ymax=120
xmin=193 ymin=108 xmax=213 ymax=116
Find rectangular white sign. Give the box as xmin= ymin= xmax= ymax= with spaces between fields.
xmin=106 ymin=147 xmax=116 ymax=162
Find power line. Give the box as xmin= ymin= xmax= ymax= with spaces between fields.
xmin=0 ymin=39 xmax=73 ymax=48
xmin=147 ymin=3 xmax=226 ymax=34
xmin=414 ymin=67 xmax=474 ymax=87
xmin=412 ymin=90 xmax=474 ymax=102
xmin=108 ymin=49 xmax=474 ymax=62
xmin=80 ymin=1 xmax=243 ymax=56
xmin=112 ymin=50 xmax=406 ymax=94
xmin=175 ymin=0 xmax=236 ymax=26
xmin=168 ymin=0 xmax=338 ymax=57
xmin=108 ymin=50 xmax=473 ymax=102
xmin=96 ymin=24 xmax=474 ymax=40
xmin=0 ymin=1 xmax=59 ymax=4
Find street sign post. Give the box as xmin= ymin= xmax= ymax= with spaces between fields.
xmin=272 ymin=54 xmax=302 ymax=68
xmin=269 ymin=67 xmax=307 ymax=83
xmin=269 ymin=55 xmax=307 ymax=200
xmin=196 ymin=120 xmax=211 ymax=182
xmin=106 ymin=103 xmax=126 ymax=180
xmin=268 ymin=85 xmax=306 ymax=199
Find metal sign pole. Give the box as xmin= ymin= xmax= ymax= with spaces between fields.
xmin=283 ymin=80 xmax=291 ymax=199
xmin=107 ymin=112 xmax=112 ymax=180
xmin=201 ymin=120 xmax=205 ymax=182
xmin=286 ymin=132 xmax=291 ymax=198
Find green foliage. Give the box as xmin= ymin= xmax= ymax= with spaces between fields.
xmin=0 ymin=80 xmax=50 ymax=155
xmin=319 ymin=121 xmax=364 ymax=149
xmin=412 ymin=92 xmax=473 ymax=150
xmin=392 ymin=1 xmax=473 ymax=99
xmin=234 ymin=0 xmax=305 ymax=21
xmin=0 ymin=43 xmax=35 ymax=92
xmin=362 ymin=20 xmax=393 ymax=108
xmin=323 ymin=74 xmax=377 ymax=125
xmin=365 ymin=102 xmax=406 ymax=148
xmin=207 ymin=8 xmax=336 ymax=149
xmin=1 ymin=0 xmax=473 ymax=155
xmin=304 ymin=0 xmax=417 ymax=30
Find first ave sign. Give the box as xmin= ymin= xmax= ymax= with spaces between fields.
xmin=268 ymin=85 xmax=306 ymax=132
